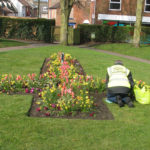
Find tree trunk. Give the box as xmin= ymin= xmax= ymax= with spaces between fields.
xmin=60 ymin=11 xmax=69 ymax=45
xmin=133 ymin=0 xmax=144 ymax=48
xmin=60 ymin=0 xmax=73 ymax=45
xmin=38 ymin=0 xmax=40 ymax=18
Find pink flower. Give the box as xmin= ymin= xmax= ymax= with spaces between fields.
xmin=61 ymin=89 xmax=64 ymax=97
xmin=67 ymin=88 xmax=72 ymax=94
xmin=64 ymin=89 xmax=67 ymax=95
xmin=30 ymin=88 xmax=34 ymax=93
xmin=16 ymin=75 xmax=22 ymax=81
xmin=5 ymin=75 xmax=8 ymax=80
xmin=25 ymin=88 xmax=29 ymax=93
xmin=71 ymin=92 xmax=75 ymax=99
xmin=65 ymin=77 xmax=68 ymax=83
xmin=51 ymin=104 xmax=56 ymax=108
xmin=36 ymin=107 xmax=41 ymax=111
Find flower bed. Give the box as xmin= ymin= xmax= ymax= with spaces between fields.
xmin=0 ymin=52 xmax=114 ymax=120
xmin=33 ymin=53 xmax=106 ymax=117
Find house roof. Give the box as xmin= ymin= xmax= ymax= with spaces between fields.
xmin=0 ymin=6 xmax=13 ymax=13
xmin=18 ymin=0 xmax=31 ymax=7
xmin=0 ymin=0 xmax=18 ymax=13
xmin=49 ymin=2 xmax=60 ymax=9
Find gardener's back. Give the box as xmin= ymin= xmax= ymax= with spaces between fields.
xmin=106 ymin=60 xmax=134 ymax=108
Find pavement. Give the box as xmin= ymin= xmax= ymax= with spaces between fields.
xmin=78 ymin=45 xmax=150 ymax=64
xmin=0 ymin=39 xmax=56 ymax=52
xmin=1 ymin=39 xmax=150 ymax=64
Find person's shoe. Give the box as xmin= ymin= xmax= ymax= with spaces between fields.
xmin=127 ymin=101 xmax=134 ymax=108
xmin=118 ymin=99 xmax=124 ymax=107
xmin=116 ymin=96 xmax=124 ymax=107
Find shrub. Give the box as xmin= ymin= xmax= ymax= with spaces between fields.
xmin=78 ymin=24 xmax=133 ymax=43
xmin=0 ymin=17 xmax=55 ymax=42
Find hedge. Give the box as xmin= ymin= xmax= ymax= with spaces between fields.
xmin=0 ymin=17 xmax=55 ymax=42
xmin=78 ymin=24 xmax=133 ymax=43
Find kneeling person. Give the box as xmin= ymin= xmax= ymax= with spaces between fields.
xmin=106 ymin=60 xmax=134 ymax=108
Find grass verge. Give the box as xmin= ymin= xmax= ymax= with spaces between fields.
xmin=0 ymin=45 xmax=150 ymax=150
xmin=94 ymin=43 xmax=150 ymax=60
xmin=0 ymin=39 xmax=28 ymax=48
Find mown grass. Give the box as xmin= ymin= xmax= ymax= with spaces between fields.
xmin=94 ymin=43 xmax=150 ymax=60
xmin=0 ymin=45 xmax=150 ymax=150
xmin=0 ymin=39 xmax=28 ymax=48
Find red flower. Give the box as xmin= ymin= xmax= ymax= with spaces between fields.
xmin=89 ymin=112 xmax=95 ymax=117
xmin=57 ymin=93 xmax=61 ymax=97
xmin=57 ymin=106 xmax=61 ymax=110
xmin=45 ymin=112 xmax=50 ymax=116
xmin=25 ymin=88 xmax=29 ymax=93
xmin=94 ymin=103 xmax=98 ymax=107
xmin=44 ymin=106 xmax=48 ymax=110
xmin=36 ymin=107 xmax=41 ymax=112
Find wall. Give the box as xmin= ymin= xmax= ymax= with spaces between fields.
xmin=10 ymin=0 xmax=23 ymax=17
xmin=48 ymin=0 xmax=59 ymax=19
xmin=73 ymin=2 xmax=90 ymax=26
xmin=33 ymin=1 xmax=48 ymax=18
xmin=95 ymin=0 xmax=150 ymax=24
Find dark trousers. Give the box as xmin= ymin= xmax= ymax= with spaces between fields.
xmin=107 ymin=93 xmax=131 ymax=104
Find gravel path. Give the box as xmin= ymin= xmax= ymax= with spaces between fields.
xmin=78 ymin=45 xmax=150 ymax=64
xmin=1 ymin=40 xmax=150 ymax=64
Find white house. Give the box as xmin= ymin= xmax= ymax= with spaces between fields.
xmin=0 ymin=0 xmax=18 ymax=16
xmin=10 ymin=0 xmax=26 ymax=17
xmin=10 ymin=0 xmax=36 ymax=17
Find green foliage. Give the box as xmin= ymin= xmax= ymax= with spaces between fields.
xmin=0 ymin=17 xmax=55 ymax=42
xmin=78 ymin=24 xmax=133 ymax=43
xmin=112 ymin=27 xmax=131 ymax=42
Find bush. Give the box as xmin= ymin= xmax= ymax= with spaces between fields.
xmin=0 ymin=17 xmax=55 ymax=42
xmin=112 ymin=26 xmax=131 ymax=42
xmin=78 ymin=24 xmax=133 ymax=43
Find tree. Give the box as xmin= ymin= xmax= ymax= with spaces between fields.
xmin=37 ymin=0 xmax=40 ymax=18
xmin=133 ymin=0 xmax=144 ymax=48
xmin=60 ymin=0 xmax=80 ymax=45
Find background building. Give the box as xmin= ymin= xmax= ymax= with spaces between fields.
xmin=33 ymin=0 xmax=48 ymax=18
xmin=95 ymin=0 xmax=150 ymax=26
xmin=0 ymin=0 xmax=18 ymax=16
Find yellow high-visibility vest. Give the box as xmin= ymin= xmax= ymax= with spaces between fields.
xmin=107 ymin=65 xmax=131 ymax=88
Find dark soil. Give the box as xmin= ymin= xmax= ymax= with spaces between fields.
xmin=29 ymin=92 xmax=114 ymax=120
xmin=28 ymin=58 xmax=114 ymax=120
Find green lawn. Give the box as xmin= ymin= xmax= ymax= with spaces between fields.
xmin=0 ymin=39 xmax=28 ymax=48
xmin=0 ymin=45 xmax=150 ymax=150
xmin=94 ymin=43 xmax=150 ymax=61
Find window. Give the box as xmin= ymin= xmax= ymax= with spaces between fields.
xmin=145 ymin=0 xmax=150 ymax=12
xmin=109 ymin=0 xmax=121 ymax=10
xmin=43 ymin=7 xmax=48 ymax=11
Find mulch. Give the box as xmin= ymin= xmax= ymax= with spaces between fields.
xmin=28 ymin=57 xmax=114 ymax=120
